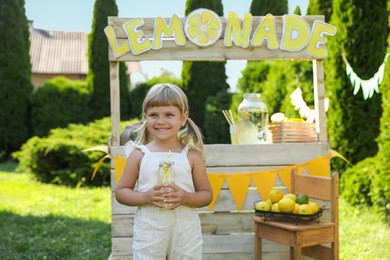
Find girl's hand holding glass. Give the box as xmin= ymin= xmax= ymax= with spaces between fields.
xmin=159 ymin=183 xmax=188 ymax=210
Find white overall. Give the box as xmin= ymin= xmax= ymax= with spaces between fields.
xmin=124 ymin=141 xmax=203 ymax=260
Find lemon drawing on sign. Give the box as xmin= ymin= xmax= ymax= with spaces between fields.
xmin=185 ymin=9 xmax=222 ymax=47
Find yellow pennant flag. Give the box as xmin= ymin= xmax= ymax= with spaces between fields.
xmin=207 ymin=174 xmax=226 ymax=211
xmin=114 ymin=156 xmax=127 ymax=184
xmin=277 ymin=166 xmax=295 ymax=192
xmin=250 ymin=170 xmax=277 ymax=200
xmin=330 ymin=149 xmax=353 ymax=166
xmin=90 ymin=154 xmax=110 ymax=181
xmin=302 ymin=154 xmax=330 ymax=176
xmin=224 ymin=174 xmax=251 ymax=210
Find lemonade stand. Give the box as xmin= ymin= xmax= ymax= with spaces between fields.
xmin=105 ymin=9 xmax=336 ymax=259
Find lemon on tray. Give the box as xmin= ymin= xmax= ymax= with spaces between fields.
xmin=278 ymin=198 xmax=295 ymax=213
xmin=255 ymin=201 xmax=271 ymax=211
xmin=269 ymin=188 xmax=283 ymax=203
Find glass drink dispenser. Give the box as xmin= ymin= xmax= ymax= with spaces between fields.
xmin=237 ymin=93 xmax=269 ymax=144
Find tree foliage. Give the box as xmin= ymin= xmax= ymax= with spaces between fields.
xmin=0 ymin=0 xmax=32 ymax=160
xmin=30 ymin=77 xmax=91 ymax=137
xmin=306 ymin=0 xmax=333 ymax=21
xmin=13 ymin=118 xmax=134 ymax=187
xmin=88 ymin=0 xmax=130 ymax=120
xmin=182 ymin=0 xmax=229 ymax=143
xmin=249 ymin=0 xmax=288 ymax=14
xmin=341 ymin=3 xmax=390 ymax=222
xmin=326 ymin=0 xmax=387 ymax=171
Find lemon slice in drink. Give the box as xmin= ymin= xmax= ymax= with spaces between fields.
xmin=185 ymin=8 xmax=222 ymax=47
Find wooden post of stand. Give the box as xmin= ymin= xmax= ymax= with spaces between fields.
xmin=313 ymin=59 xmax=328 ymax=142
xmin=110 ymin=61 xmax=120 ymax=146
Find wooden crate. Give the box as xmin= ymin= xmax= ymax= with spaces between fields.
xmin=267 ymin=122 xmax=318 ymax=143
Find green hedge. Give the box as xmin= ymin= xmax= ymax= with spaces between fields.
xmin=340 ymin=155 xmax=390 ymax=222
xmin=30 ymin=77 xmax=92 ymax=137
xmin=13 ymin=117 xmax=134 ymax=187
xmin=340 ymin=158 xmax=375 ymax=206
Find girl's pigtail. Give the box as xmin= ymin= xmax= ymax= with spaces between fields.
xmin=134 ymin=121 xmax=150 ymax=145
xmin=179 ymin=117 xmax=205 ymax=159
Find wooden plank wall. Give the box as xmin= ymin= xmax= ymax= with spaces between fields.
xmin=109 ymin=143 xmax=330 ymax=259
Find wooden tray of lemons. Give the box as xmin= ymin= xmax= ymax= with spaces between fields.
xmin=253 ymin=190 xmax=325 ymax=224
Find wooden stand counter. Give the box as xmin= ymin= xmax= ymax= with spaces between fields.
xmin=109 ymin=142 xmax=330 ymax=259
xmin=105 ymin=12 xmax=335 ymax=260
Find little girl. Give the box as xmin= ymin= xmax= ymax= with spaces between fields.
xmin=116 ymin=83 xmax=213 ymax=259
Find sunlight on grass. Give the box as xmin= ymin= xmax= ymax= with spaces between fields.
xmin=339 ymin=198 xmax=390 ymax=259
xmin=0 ymin=169 xmax=111 ymax=259
xmin=1 ymin=166 xmax=389 ymax=259
xmin=0 ymin=172 xmax=111 ymax=222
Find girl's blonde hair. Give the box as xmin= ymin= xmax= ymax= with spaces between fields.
xmin=135 ymin=83 xmax=205 ymax=157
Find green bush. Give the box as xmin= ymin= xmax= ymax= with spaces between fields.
xmin=370 ymin=153 xmax=390 ymax=223
xmin=13 ymin=117 xmax=134 ymax=187
xmin=340 ymin=157 xmax=376 ymax=206
xmin=30 ymin=77 xmax=92 ymax=137
xmin=341 ymin=155 xmax=390 ymax=222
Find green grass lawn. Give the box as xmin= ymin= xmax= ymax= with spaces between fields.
xmin=1 ymin=161 xmax=389 ymax=259
xmin=0 ymin=162 xmax=111 ymax=259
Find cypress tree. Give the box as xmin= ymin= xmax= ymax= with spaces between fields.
xmin=326 ymin=0 xmax=387 ymax=171
xmin=306 ymin=0 xmax=332 ymax=21
xmin=0 ymin=0 xmax=32 ymax=160
xmin=88 ymin=0 xmax=130 ymax=120
xmin=373 ymin=26 xmax=390 ymax=221
xmin=340 ymin=27 xmax=390 ymax=222
xmin=249 ymin=0 xmax=288 ymax=14
xmin=182 ymin=0 xmax=229 ymax=143
xmin=292 ymin=6 xmax=301 ymax=15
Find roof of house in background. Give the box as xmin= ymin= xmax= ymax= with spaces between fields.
xmin=29 ymin=28 xmax=88 ymax=75
xmin=29 ymin=23 xmax=142 ymax=76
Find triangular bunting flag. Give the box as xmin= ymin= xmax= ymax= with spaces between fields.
xmin=114 ymin=156 xmax=127 ymax=184
xmin=330 ymin=149 xmax=353 ymax=166
xmin=296 ymin=164 xmax=304 ymax=174
xmin=207 ymin=174 xmax=225 ymax=211
xmin=277 ymin=166 xmax=295 ymax=192
xmin=225 ymin=174 xmax=251 ymax=210
xmin=250 ymin=170 xmax=277 ymax=200
xmin=302 ymin=154 xmax=330 ymax=176
xmin=91 ymin=154 xmax=111 ymax=181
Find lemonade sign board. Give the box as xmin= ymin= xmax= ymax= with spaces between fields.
xmin=104 ymin=9 xmax=336 ymax=60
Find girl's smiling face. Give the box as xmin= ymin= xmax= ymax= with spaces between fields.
xmin=146 ymin=106 xmax=188 ymax=142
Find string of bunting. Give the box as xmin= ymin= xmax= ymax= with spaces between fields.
xmin=113 ymin=150 xmax=350 ymax=211
xmin=342 ymin=52 xmax=388 ymax=100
